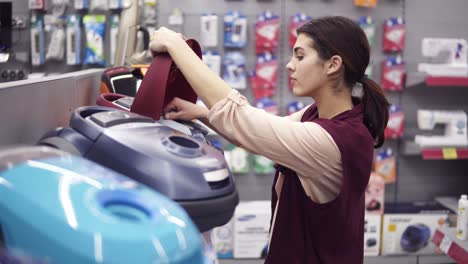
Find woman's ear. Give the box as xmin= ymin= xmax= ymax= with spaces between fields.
xmin=326 ymin=55 xmax=343 ymax=75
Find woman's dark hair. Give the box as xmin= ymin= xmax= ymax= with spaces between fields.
xmin=297 ymin=16 xmax=389 ymax=148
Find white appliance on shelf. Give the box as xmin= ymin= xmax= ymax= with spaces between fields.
xmin=418 ymin=38 xmax=468 ymax=77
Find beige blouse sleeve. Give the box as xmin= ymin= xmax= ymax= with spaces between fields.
xmin=207 ymin=90 xmax=341 ymax=183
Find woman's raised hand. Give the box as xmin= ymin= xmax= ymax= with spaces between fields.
xmin=149 ymin=27 xmax=186 ymax=53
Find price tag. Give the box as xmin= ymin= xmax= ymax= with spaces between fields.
xmin=0 ymin=53 xmax=9 ymax=63
xmin=439 ymin=235 xmax=453 ymax=254
xmin=442 ymin=148 xmax=458 ymax=160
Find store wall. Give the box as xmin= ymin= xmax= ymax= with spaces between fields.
xmin=398 ymin=0 xmax=468 ymax=201
xmin=5 ymin=0 xmax=30 ymax=74
xmin=0 ymin=69 xmax=102 ymax=146
xmin=6 ymin=0 xmax=129 ymax=76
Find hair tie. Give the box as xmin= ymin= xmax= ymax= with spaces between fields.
xmin=359 ymin=74 xmax=368 ymax=83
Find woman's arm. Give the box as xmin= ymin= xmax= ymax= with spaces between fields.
xmin=163 ymin=97 xmax=243 ymax=147
xmin=198 ymin=116 xmax=243 ymax=147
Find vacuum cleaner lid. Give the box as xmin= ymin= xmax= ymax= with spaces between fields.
xmin=0 ymin=146 xmax=205 ymax=263
xmin=130 ymin=39 xmax=201 ymax=120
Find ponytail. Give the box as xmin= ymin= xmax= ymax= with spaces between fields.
xmin=360 ymin=77 xmax=389 ymax=148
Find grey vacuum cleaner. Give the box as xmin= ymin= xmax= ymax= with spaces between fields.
xmin=39 ymin=106 xmax=238 ymax=232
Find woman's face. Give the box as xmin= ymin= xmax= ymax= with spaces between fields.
xmin=286 ymin=34 xmax=328 ymax=97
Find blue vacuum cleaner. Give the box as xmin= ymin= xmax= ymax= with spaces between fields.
xmin=0 ymin=146 xmax=205 ymax=263
xmin=39 ymin=106 xmax=238 ymax=232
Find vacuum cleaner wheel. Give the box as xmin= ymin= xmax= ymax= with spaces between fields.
xmin=366 ymin=238 xmax=377 ymax=247
xmin=0 ymin=224 xmax=4 ymax=249
xmin=400 ymin=223 xmax=431 ymax=252
xmin=38 ymin=136 xmax=81 ymax=156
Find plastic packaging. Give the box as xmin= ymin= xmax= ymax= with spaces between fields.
xmin=385 ymin=105 xmax=404 ymax=139
xmin=74 ymin=0 xmax=89 ymax=10
xmin=381 ymin=55 xmax=406 ymax=91
xmin=45 ymin=15 xmax=66 ymax=62
xmin=202 ymin=50 xmax=221 ymax=76
xmin=250 ymin=52 xmax=278 ymax=99
xmin=286 ymin=101 xmax=305 ymax=115
xmin=222 ymin=52 xmax=246 ymax=89
xmin=90 ymin=0 xmax=108 ymax=11
xmin=456 ymin=194 xmax=468 ymax=240
xmin=29 ymin=0 xmax=46 ymax=10
xmin=66 ymin=14 xmax=81 ymax=65
xmin=289 ymin=13 xmax=311 ymax=49
xmin=30 ymin=14 xmax=45 ymax=66
xmin=383 ymin=17 xmax=406 ymax=52
xmin=109 ymin=14 xmax=119 ymax=65
xmin=354 ymin=0 xmax=378 ymax=8
xmin=374 ymin=148 xmax=396 ymax=183
xmin=358 ymin=16 xmax=375 ymax=47
xmin=83 ymin=14 xmax=106 ymax=65
xmin=224 ymin=144 xmax=249 ymax=174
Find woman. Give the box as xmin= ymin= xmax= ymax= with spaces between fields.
xmin=150 ymin=16 xmax=389 ymax=264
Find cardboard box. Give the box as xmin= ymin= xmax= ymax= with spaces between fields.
xmin=365 ymin=173 xmax=385 ymax=214
xmin=233 ymin=201 xmax=271 ymax=259
xmin=364 ymin=214 xmax=382 ymax=256
xmin=381 ymin=202 xmax=449 ymax=255
xmin=211 ymin=218 xmax=234 ymax=259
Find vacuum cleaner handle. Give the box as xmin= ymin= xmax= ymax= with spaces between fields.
xmin=130 ymin=39 xmax=202 ymax=120
xmin=70 ymin=106 xmax=111 ymax=141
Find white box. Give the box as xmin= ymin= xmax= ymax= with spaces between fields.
xmin=233 ymin=201 xmax=271 ymax=259
xmin=364 ymin=214 xmax=382 ymax=256
xmin=365 ymin=173 xmax=385 ymax=215
xmin=211 ymin=218 xmax=234 ymax=259
xmin=382 ymin=203 xmax=449 ymax=255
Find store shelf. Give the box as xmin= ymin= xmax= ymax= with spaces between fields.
xmin=402 ymin=141 xmax=468 ymax=160
xmin=364 ymin=256 xmax=417 ymax=264
xmin=403 ymin=141 xmax=423 ymax=155
xmin=406 ymin=72 xmax=427 ymax=87
xmin=432 ymin=227 xmax=468 ymax=264
xmin=219 ymin=255 xmax=455 ymax=264
xmin=418 ymin=255 xmax=456 ymax=264
xmin=220 ymin=257 xmax=418 ymax=264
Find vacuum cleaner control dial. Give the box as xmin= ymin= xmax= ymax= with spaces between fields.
xmin=113 ymin=97 xmax=134 ymax=110
xmin=162 ymin=135 xmax=203 ymax=157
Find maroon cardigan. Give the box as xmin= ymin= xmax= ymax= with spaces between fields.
xmin=265 ymin=101 xmax=374 ymax=264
